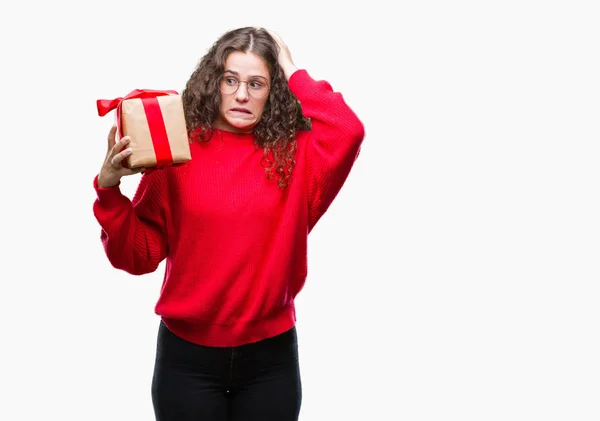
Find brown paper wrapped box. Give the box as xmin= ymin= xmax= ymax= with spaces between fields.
xmin=97 ymin=90 xmax=192 ymax=169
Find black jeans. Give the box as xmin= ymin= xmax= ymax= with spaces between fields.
xmin=151 ymin=321 xmax=302 ymax=421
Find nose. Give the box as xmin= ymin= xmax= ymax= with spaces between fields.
xmin=235 ymin=81 xmax=250 ymax=102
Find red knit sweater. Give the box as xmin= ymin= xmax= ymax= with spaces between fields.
xmin=93 ymin=69 xmax=365 ymax=347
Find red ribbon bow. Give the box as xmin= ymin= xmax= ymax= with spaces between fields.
xmin=96 ymin=89 xmax=180 ymax=168
xmin=96 ymin=89 xmax=179 ymax=116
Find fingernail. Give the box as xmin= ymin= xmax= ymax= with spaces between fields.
xmin=125 ymin=148 xmax=132 ymax=153
xmin=123 ymin=136 xmax=130 ymax=143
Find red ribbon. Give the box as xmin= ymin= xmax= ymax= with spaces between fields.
xmin=96 ymin=89 xmax=180 ymax=168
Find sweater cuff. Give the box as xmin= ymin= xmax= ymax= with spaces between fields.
xmin=287 ymin=69 xmax=332 ymax=104
xmin=93 ymin=174 xmax=129 ymax=208
xmin=288 ymin=69 xmax=309 ymax=91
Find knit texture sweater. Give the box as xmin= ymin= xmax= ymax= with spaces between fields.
xmin=93 ymin=69 xmax=365 ymax=347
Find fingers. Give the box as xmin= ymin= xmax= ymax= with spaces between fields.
xmin=110 ymin=144 xmax=132 ymax=168
xmin=107 ymin=127 xmax=132 ymax=159
xmin=112 ymin=135 xmax=131 ymax=154
xmin=266 ymin=29 xmax=282 ymax=42
xmin=267 ymin=30 xmax=285 ymax=52
xmin=107 ymin=124 xmax=117 ymax=148
xmin=265 ymin=29 xmax=295 ymax=78
xmin=102 ymin=128 xmax=145 ymax=177
xmin=107 ymin=135 xmax=132 ymax=164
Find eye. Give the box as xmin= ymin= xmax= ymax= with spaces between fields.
xmin=224 ymin=77 xmax=238 ymax=86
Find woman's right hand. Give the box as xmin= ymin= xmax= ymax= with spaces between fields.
xmin=97 ymin=125 xmax=144 ymax=188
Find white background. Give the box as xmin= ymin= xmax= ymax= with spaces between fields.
xmin=1 ymin=0 xmax=599 ymax=420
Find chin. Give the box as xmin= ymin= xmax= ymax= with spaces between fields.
xmin=230 ymin=120 xmax=257 ymax=131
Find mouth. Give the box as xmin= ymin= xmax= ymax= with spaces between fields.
xmin=229 ymin=107 xmax=252 ymax=116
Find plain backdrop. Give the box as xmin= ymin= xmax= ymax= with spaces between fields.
xmin=1 ymin=0 xmax=599 ymax=420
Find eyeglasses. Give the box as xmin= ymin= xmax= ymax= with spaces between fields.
xmin=219 ymin=75 xmax=270 ymax=99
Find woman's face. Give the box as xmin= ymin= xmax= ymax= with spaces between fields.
xmin=213 ymin=51 xmax=271 ymax=133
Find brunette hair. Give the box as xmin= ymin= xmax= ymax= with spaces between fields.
xmin=181 ymin=27 xmax=311 ymax=188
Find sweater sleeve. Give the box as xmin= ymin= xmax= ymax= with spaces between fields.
xmin=288 ymin=69 xmax=366 ymax=230
xmin=92 ymin=169 xmax=169 ymax=275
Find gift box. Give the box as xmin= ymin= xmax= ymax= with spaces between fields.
xmin=97 ymin=89 xmax=191 ymax=169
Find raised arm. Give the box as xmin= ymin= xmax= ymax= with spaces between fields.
xmin=269 ymin=31 xmax=365 ymax=230
xmin=92 ymin=125 xmax=169 ymax=275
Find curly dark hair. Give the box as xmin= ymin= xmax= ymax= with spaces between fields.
xmin=181 ymin=27 xmax=311 ymax=188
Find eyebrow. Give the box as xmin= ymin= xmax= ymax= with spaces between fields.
xmin=224 ymin=70 xmax=268 ymax=80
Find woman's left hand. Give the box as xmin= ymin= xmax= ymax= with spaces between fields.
xmin=267 ymin=30 xmax=298 ymax=80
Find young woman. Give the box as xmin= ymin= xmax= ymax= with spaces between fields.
xmin=93 ymin=27 xmax=365 ymax=421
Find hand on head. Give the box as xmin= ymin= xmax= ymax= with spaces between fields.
xmin=266 ymin=29 xmax=298 ymax=81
